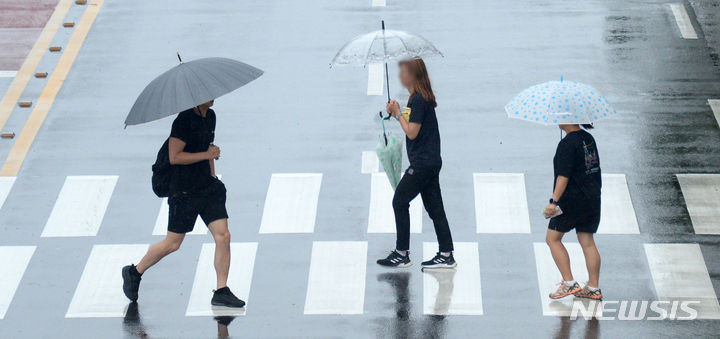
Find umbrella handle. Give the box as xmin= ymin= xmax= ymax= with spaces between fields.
xmin=379 ymin=111 xmax=391 ymax=146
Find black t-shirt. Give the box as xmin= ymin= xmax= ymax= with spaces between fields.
xmin=169 ymin=108 xmax=216 ymax=194
xmin=553 ymin=129 xmax=602 ymax=215
xmin=406 ymin=94 xmax=442 ymax=168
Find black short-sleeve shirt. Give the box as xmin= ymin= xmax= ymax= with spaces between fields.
xmin=553 ymin=129 xmax=601 ymax=215
xmin=169 ymin=108 xmax=216 ymax=194
xmin=406 ymin=94 xmax=442 ymax=168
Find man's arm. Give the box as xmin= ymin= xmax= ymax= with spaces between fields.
xmin=210 ymin=159 xmax=216 ymax=177
xmin=545 ymin=176 xmax=569 ymax=215
xmin=168 ymin=137 xmax=218 ymax=165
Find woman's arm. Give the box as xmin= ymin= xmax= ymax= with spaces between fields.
xmin=545 ymin=175 xmax=569 ymax=215
xmin=387 ymin=100 xmax=421 ymax=140
xmin=168 ymin=137 xmax=217 ymax=165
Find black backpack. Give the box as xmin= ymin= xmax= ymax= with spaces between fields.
xmin=151 ymin=138 xmax=172 ymax=197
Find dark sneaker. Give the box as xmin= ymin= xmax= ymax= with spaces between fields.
xmin=211 ymin=287 xmax=246 ymax=308
xmin=421 ymin=252 xmax=457 ymax=270
xmin=377 ymin=251 xmax=412 ymax=268
xmin=122 ymin=264 xmax=142 ymax=302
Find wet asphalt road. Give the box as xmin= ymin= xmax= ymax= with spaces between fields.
xmin=1 ymin=0 xmax=720 ymax=338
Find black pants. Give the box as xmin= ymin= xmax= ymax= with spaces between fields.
xmin=392 ymin=166 xmax=454 ymax=252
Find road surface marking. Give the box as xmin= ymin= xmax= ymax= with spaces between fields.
xmin=670 ymin=3 xmax=698 ymax=39
xmin=41 ymin=175 xmax=117 ymax=237
xmin=676 ymin=174 xmax=720 ymax=234
xmin=533 ymin=242 xmax=602 ymax=317
xmin=0 ymin=0 xmax=73 ymax=132
xmin=598 ymin=174 xmax=640 ymax=234
xmin=152 ymin=198 xmax=208 ymax=235
xmin=0 ymin=246 xmax=35 ymax=319
xmin=0 ymin=176 xmax=16 ymax=210
xmin=66 ymin=244 xmax=148 ymax=318
xmin=151 ymin=175 xmax=223 ymax=235
xmin=423 ymin=242 xmax=483 ymax=315
xmin=645 ymin=243 xmax=720 ymax=319
xmin=361 ymin=150 xmax=379 ymax=173
xmin=473 ymin=173 xmax=530 ymax=233
xmin=708 ymin=99 xmax=720 ymax=128
xmin=186 ymin=242 xmax=258 ymax=316
xmin=371 ymin=0 xmax=387 ymax=7
xmin=1 ymin=0 xmax=105 ymax=176
xmin=368 ymin=172 xmax=422 ymax=233
xmin=0 ymin=71 xmax=18 ymax=78
xmin=367 ymin=62 xmax=384 ymax=96
xmin=259 ymin=173 xmax=322 ymax=234
xmin=304 ymin=241 xmax=367 ymax=314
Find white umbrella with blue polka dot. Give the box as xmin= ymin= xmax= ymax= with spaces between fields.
xmin=504 ymin=80 xmax=617 ymax=125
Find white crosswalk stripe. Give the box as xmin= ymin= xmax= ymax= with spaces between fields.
xmin=474 ymin=173 xmax=530 ymax=233
xmin=0 ymin=176 xmax=16 ymax=210
xmin=423 ymin=242 xmax=483 ymax=315
xmin=371 ymin=0 xmax=386 ymax=7
xmin=366 ymin=63 xmax=384 ymax=95
xmin=259 ymin=173 xmax=322 ymax=234
xmin=304 ymin=241 xmax=367 ymax=314
xmin=361 ymin=151 xmax=380 ymax=174
xmin=0 ymin=246 xmax=35 ymax=319
xmin=645 ymin=243 xmax=720 ymax=319
xmin=669 ymin=3 xmax=698 ymax=39
xmin=66 ymin=244 xmax=148 ymax=318
xmin=42 ymin=176 xmax=118 ymax=237
xmin=368 ymin=172 xmax=422 ymax=233
xmin=533 ymin=242 xmax=602 ymax=317
xmin=676 ymin=174 xmax=720 ymax=234
xmin=186 ymin=243 xmax=258 ymax=316
xmin=598 ymin=174 xmax=640 ymax=234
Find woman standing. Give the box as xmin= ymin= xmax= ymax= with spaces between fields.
xmin=545 ymin=124 xmax=603 ymax=300
xmin=376 ymin=58 xmax=455 ymax=269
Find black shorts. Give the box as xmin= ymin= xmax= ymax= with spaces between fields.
xmin=548 ymin=212 xmax=600 ymax=234
xmin=168 ymin=179 xmax=228 ymax=234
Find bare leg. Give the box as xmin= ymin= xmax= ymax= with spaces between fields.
xmin=546 ymin=229 xmax=573 ymax=281
xmin=208 ymin=219 xmax=231 ymax=289
xmin=136 ymin=232 xmax=185 ymax=274
xmin=577 ymin=232 xmax=601 ymax=287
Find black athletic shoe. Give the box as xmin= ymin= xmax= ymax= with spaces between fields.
xmin=377 ymin=251 xmax=412 ymax=268
xmin=122 ymin=264 xmax=142 ymax=302
xmin=421 ymin=252 xmax=457 ymax=270
xmin=211 ymin=287 xmax=246 ymax=308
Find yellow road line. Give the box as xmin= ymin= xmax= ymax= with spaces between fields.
xmin=0 ymin=0 xmax=105 ymax=177
xmin=0 ymin=0 xmax=74 ymax=131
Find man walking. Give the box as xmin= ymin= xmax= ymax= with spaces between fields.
xmin=122 ymin=100 xmax=245 ymax=308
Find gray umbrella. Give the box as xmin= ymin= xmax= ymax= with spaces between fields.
xmin=124 ymin=56 xmax=263 ymax=126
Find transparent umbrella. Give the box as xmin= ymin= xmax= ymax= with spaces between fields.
xmin=331 ymin=21 xmax=442 ymax=189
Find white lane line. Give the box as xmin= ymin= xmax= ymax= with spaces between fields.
xmin=0 ymin=71 xmax=18 ymax=78
xmin=66 ymin=244 xmax=148 ymax=318
xmin=708 ymin=99 xmax=720 ymax=128
xmin=151 ymin=175 xmax=223 ymax=236
xmin=361 ymin=151 xmax=380 ymax=174
xmin=677 ymin=174 xmax=720 ymax=234
xmin=367 ymin=62 xmax=384 ymax=96
xmin=41 ymin=175 xmax=118 ymax=237
xmin=670 ymin=3 xmax=698 ymax=39
xmin=473 ymin=173 xmax=530 ymax=233
xmin=645 ymin=243 xmax=720 ymax=319
xmin=598 ymin=174 xmax=640 ymax=234
xmin=0 ymin=176 xmax=16 ymax=210
xmin=423 ymin=242 xmax=483 ymax=315
xmin=186 ymin=243 xmax=258 ymax=316
xmin=259 ymin=173 xmax=322 ymax=234
xmin=371 ymin=0 xmax=386 ymax=7
xmin=0 ymin=246 xmax=35 ymax=319
xmin=533 ymin=242 xmax=602 ymax=317
xmin=304 ymin=241 xmax=367 ymax=314
xmin=368 ymin=172 xmax=422 ymax=234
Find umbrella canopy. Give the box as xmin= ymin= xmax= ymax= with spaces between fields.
xmin=125 ymin=57 xmax=263 ymax=126
xmin=330 ymin=28 xmax=443 ymax=67
xmin=504 ymin=80 xmax=617 ymax=125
